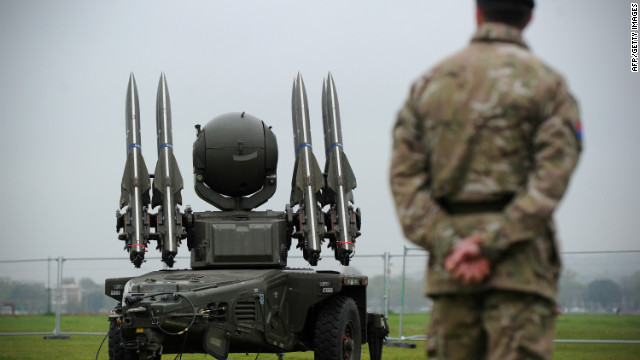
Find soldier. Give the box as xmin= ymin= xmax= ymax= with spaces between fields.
xmin=390 ymin=0 xmax=582 ymax=359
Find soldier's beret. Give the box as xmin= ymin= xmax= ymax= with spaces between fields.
xmin=477 ymin=0 xmax=534 ymax=8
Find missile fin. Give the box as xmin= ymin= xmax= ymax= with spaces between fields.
xmin=152 ymin=151 xmax=184 ymax=206
xmin=121 ymin=151 xmax=152 ymax=208
xmin=293 ymin=151 xmax=324 ymax=196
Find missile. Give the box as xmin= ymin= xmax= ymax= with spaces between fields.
xmin=118 ymin=73 xmax=152 ymax=268
xmin=290 ymin=73 xmax=324 ymax=266
xmin=321 ymin=72 xmax=359 ymax=266
xmin=151 ymin=73 xmax=184 ymax=267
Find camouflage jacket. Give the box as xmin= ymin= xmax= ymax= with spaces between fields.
xmin=390 ymin=23 xmax=582 ymax=301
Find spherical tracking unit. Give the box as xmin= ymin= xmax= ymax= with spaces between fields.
xmin=193 ymin=112 xmax=278 ymax=211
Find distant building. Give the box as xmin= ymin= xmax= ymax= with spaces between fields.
xmin=52 ymin=277 xmax=82 ymax=313
xmin=1 ymin=303 xmax=15 ymax=315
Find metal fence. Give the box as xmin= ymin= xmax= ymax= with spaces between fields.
xmin=1 ymin=248 xmax=640 ymax=344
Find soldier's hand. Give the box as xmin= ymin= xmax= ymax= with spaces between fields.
xmin=444 ymin=235 xmax=484 ymax=271
xmin=445 ymin=235 xmax=491 ymax=285
xmin=449 ymin=256 xmax=491 ymax=285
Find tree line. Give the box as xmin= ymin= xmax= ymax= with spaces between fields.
xmin=1 ymin=270 xmax=639 ymax=315
xmin=364 ymin=270 xmax=640 ymax=314
xmin=0 ymin=277 xmax=116 ymax=314
xmin=559 ymin=269 xmax=640 ymax=313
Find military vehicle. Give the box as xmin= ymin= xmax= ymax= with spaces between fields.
xmin=105 ymin=73 xmax=388 ymax=360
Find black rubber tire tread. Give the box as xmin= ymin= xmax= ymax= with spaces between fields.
xmin=108 ymin=320 xmax=138 ymax=360
xmin=313 ymin=296 xmax=361 ymax=360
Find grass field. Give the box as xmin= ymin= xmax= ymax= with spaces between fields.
xmin=0 ymin=313 xmax=639 ymax=359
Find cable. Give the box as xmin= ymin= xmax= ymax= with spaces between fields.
xmin=149 ymin=293 xmax=197 ymax=336
xmin=95 ymin=320 xmax=115 ymax=360
xmin=112 ymin=292 xmax=198 ymax=358
xmin=173 ymin=331 xmax=189 ymax=360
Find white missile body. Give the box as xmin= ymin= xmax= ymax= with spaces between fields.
xmin=290 ymin=74 xmax=324 ymax=266
xmin=321 ymin=73 xmax=358 ymax=265
xmin=152 ymin=73 xmax=184 ymax=267
xmin=119 ymin=73 xmax=151 ymax=267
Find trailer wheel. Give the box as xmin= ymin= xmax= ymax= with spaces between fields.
xmin=108 ymin=319 xmax=138 ymax=360
xmin=314 ymin=296 xmax=361 ymax=360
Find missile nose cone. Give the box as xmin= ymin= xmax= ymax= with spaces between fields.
xmin=294 ymin=73 xmax=309 ymax=101
xmin=326 ymin=71 xmax=334 ymax=86
xmin=326 ymin=72 xmax=340 ymax=108
xmin=326 ymin=71 xmax=335 ymax=83
xmin=322 ymin=71 xmax=343 ymax=151
xmin=127 ymin=73 xmax=138 ymax=100
xmin=156 ymin=72 xmax=173 ymax=147
xmin=126 ymin=73 xmax=140 ymax=117
xmin=293 ymin=75 xmax=305 ymax=107
xmin=125 ymin=73 xmax=142 ymax=150
xmin=291 ymin=72 xmax=312 ymax=150
xmin=157 ymin=72 xmax=171 ymax=111
xmin=158 ymin=72 xmax=168 ymax=90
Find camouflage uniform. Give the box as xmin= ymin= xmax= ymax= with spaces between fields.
xmin=390 ymin=22 xmax=582 ymax=359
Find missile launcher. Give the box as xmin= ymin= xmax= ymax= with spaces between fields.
xmin=107 ymin=73 xmax=386 ymax=360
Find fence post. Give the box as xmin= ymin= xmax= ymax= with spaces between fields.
xmin=398 ymin=245 xmax=408 ymax=340
xmin=47 ymin=257 xmax=52 ymax=314
xmin=383 ymin=252 xmax=390 ymax=317
xmin=44 ymin=256 xmax=69 ymax=339
xmin=54 ymin=256 xmax=63 ymax=335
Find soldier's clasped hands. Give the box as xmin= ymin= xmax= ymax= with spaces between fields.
xmin=444 ymin=235 xmax=491 ymax=285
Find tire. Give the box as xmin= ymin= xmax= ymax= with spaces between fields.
xmin=314 ymin=296 xmax=361 ymax=360
xmin=108 ymin=319 xmax=138 ymax=360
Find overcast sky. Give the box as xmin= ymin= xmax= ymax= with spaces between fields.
xmin=1 ymin=1 xmax=638 ymax=282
